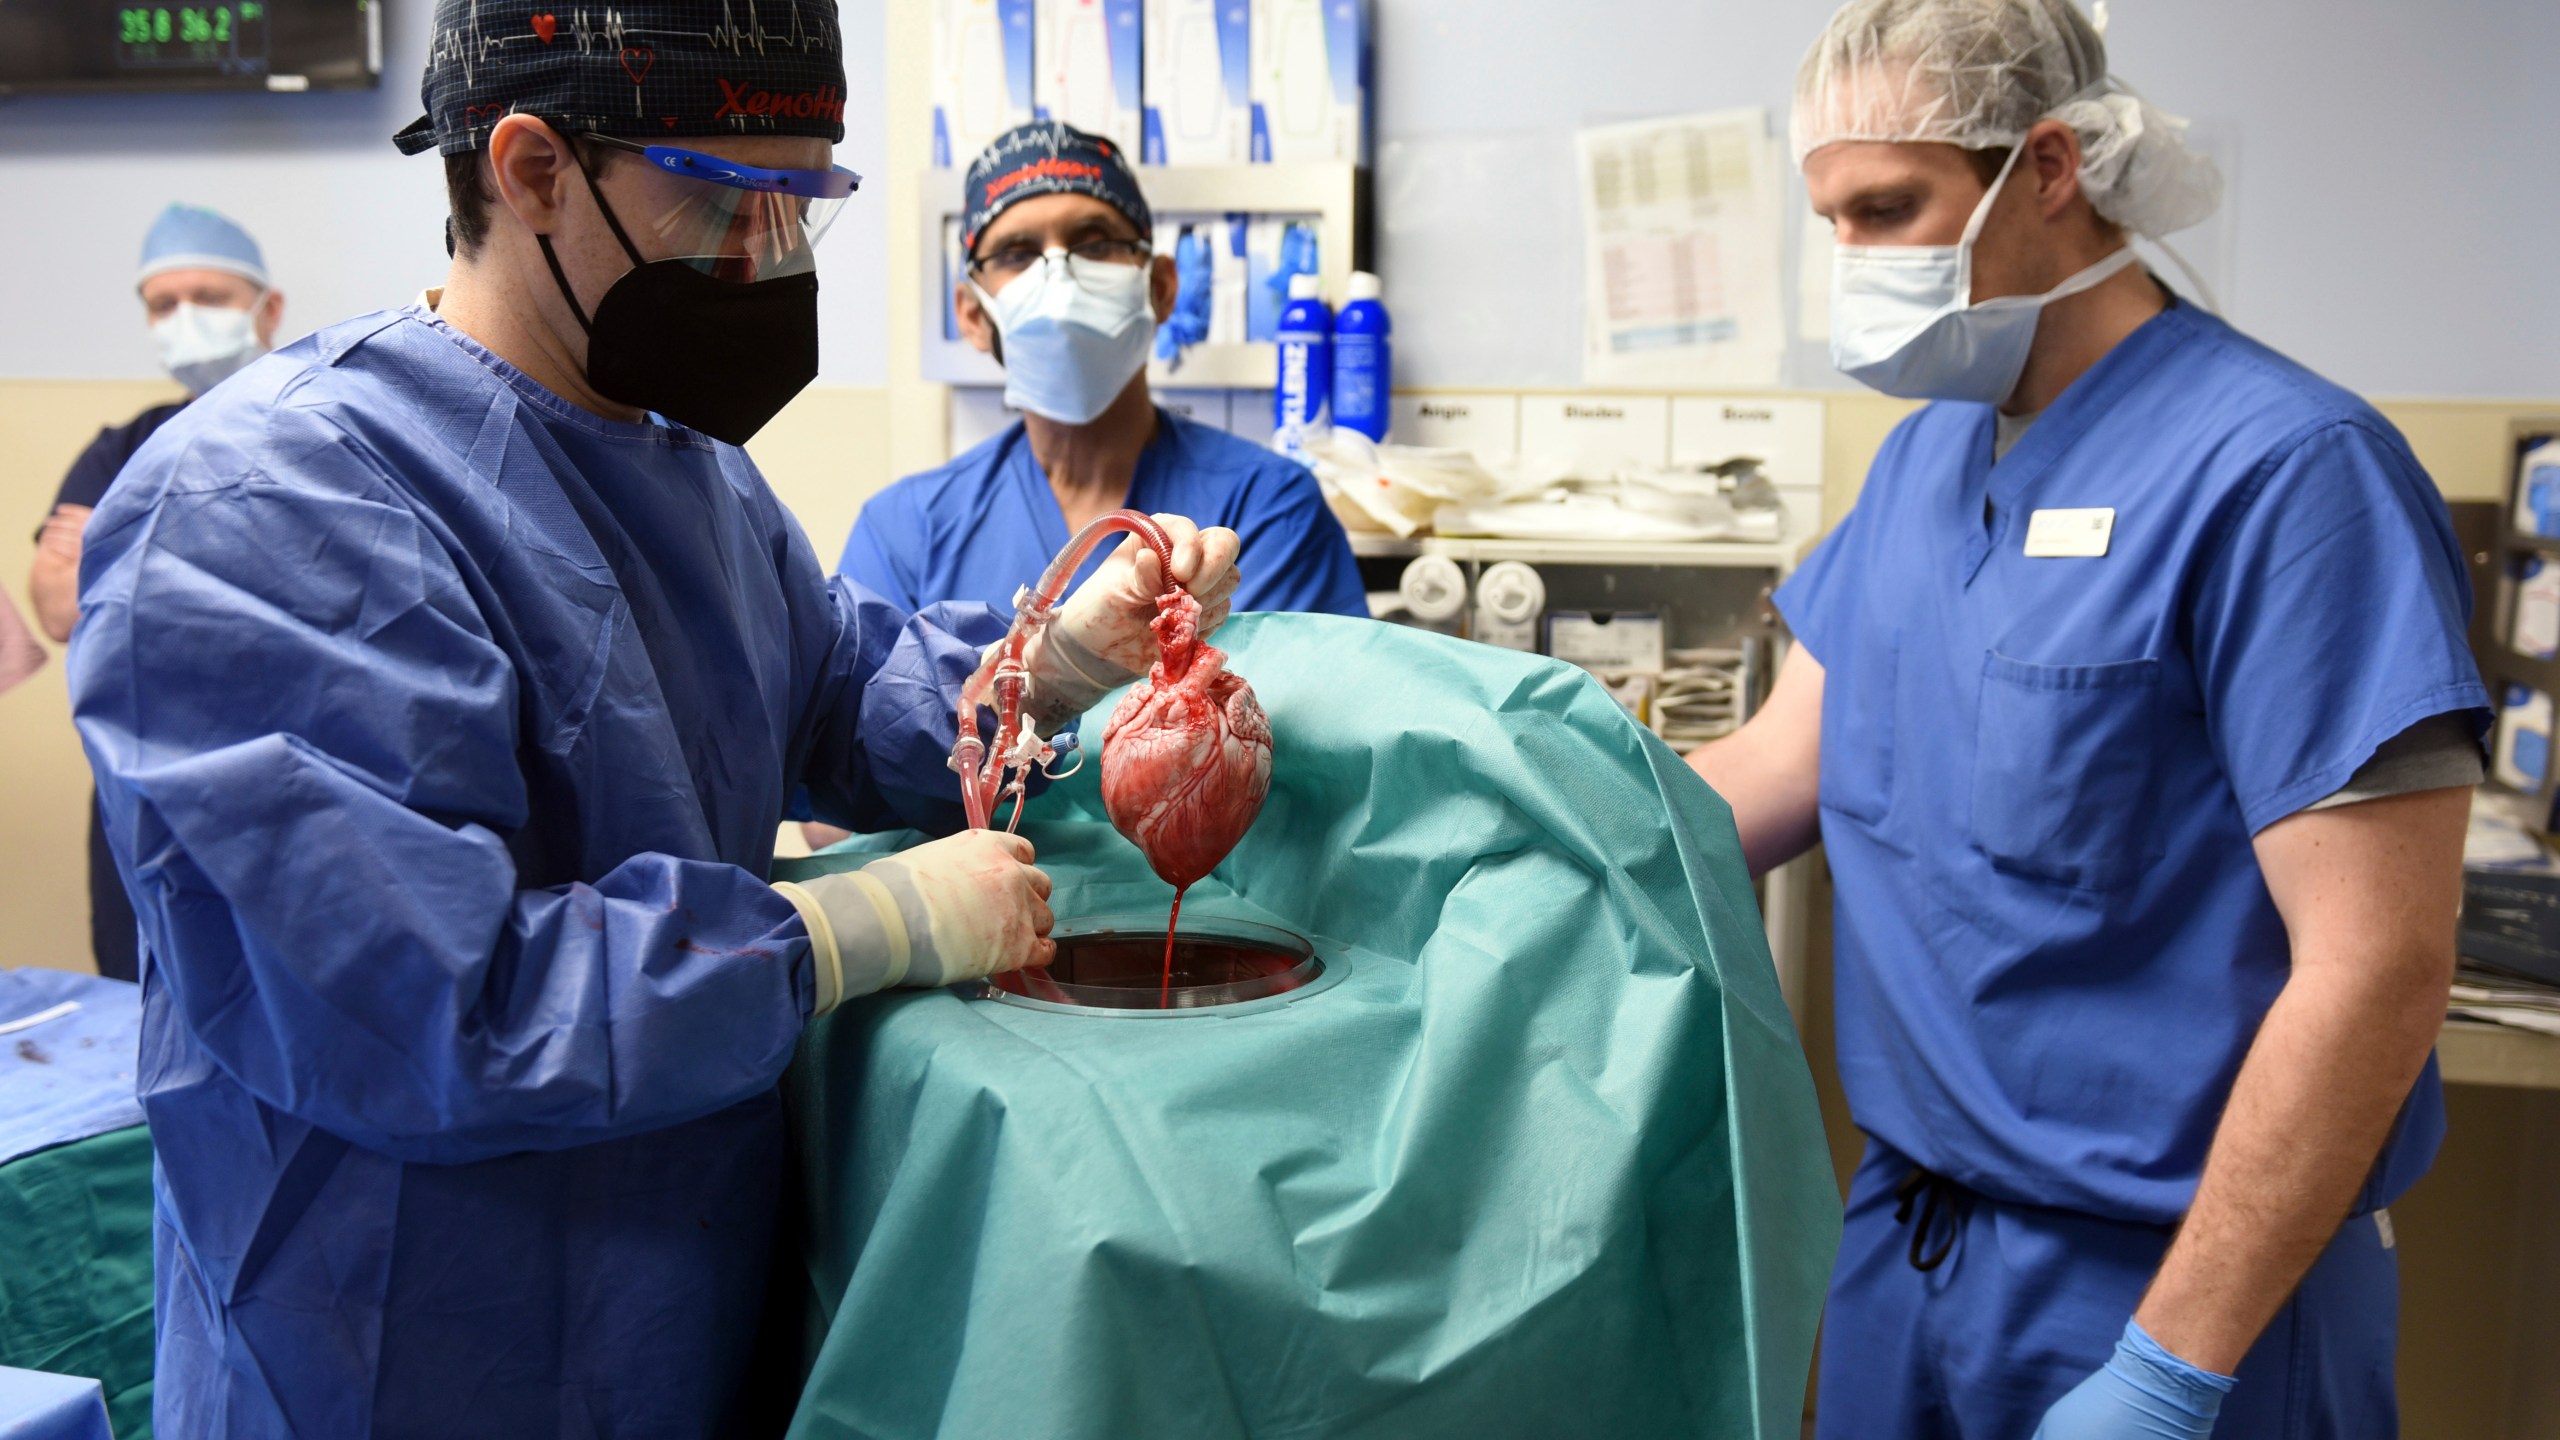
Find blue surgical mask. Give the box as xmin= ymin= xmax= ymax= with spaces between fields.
xmin=154 ymin=299 xmax=267 ymax=395
xmin=973 ymin=253 xmax=1155 ymax=425
xmin=1829 ymin=148 xmax=2140 ymax=405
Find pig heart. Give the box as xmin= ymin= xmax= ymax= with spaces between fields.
xmin=1100 ymin=591 xmax=1272 ymax=890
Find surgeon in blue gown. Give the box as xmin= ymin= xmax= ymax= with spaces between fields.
xmin=66 ymin=10 xmax=1239 ymax=1436
xmin=839 ymin=122 xmax=1367 ymax=622
xmin=1692 ymin=4 xmax=2486 ymax=1440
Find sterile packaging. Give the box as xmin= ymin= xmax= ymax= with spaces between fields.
xmin=1433 ymin=460 xmax=1789 ymax=545
xmin=1652 ymin=647 xmax=1748 ymax=745
xmin=2520 ymin=440 xmax=2560 ymax=539
xmin=1143 ymin=0 xmax=1251 ymax=164
xmin=1035 ymin=0 xmax=1144 ymax=157
xmin=1591 ymin=671 xmax=1657 ymax=725
xmin=2517 ymin=556 xmax=2560 ymax=661
xmin=2495 ymin=684 xmax=2553 ymax=793
xmin=933 ymin=0 xmax=1037 ymax=169
xmin=1249 ymin=0 xmax=1369 ymax=164
xmin=1547 ymin=612 xmax=1667 ymax=676
xmin=1301 ymin=429 xmax=1503 ymax=539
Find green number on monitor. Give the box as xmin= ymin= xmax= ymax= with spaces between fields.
xmin=214 ymin=5 xmax=230 ymax=38
xmin=153 ymin=8 xmax=172 ymax=42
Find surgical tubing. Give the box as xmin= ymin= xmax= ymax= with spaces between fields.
xmin=954 ymin=510 xmax=1179 ymax=831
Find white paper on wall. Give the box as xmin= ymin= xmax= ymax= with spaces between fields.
xmin=1577 ymin=108 xmax=1786 ymax=389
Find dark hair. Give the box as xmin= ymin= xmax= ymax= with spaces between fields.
xmin=444 ymin=151 xmax=497 ymax=257
xmin=442 ymin=130 xmax=610 ymax=258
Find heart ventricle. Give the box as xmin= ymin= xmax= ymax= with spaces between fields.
xmin=1099 ymin=590 xmax=1273 ymax=890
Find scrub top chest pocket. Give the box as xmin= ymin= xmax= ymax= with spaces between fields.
xmin=1971 ymin=652 xmax=2166 ymax=890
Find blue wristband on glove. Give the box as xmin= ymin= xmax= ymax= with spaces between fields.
xmin=2032 ymin=1320 xmax=2237 ymax=1440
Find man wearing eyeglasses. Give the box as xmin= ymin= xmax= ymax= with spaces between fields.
xmin=838 ymin=121 xmax=1366 ymax=624
xmin=63 ymin=6 xmax=1243 ymax=1435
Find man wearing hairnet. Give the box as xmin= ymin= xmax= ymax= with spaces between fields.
xmin=29 ymin=203 xmax=283 ymax=982
xmin=65 ymin=0 xmax=1238 ymax=1431
xmin=1692 ymin=1 xmax=2484 ymax=1436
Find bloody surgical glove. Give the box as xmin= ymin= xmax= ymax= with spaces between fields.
xmin=772 ymin=831 xmax=1055 ymax=1010
xmin=2033 ymin=1320 xmax=2236 ymax=1440
xmin=1015 ymin=624 xmax=1138 ymax=731
xmin=1054 ymin=513 xmax=1241 ymax=678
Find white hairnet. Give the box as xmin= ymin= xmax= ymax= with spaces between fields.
xmin=1791 ymin=0 xmax=2222 ymax=236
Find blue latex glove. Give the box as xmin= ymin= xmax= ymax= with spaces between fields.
xmin=2033 ymin=1320 xmax=2237 ymax=1440
xmin=1155 ymin=227 xmax=1213 ymax=363
xmin=1264 ymin=220 xmax=1320 ymax=316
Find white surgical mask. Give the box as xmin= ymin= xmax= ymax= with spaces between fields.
xmin=973 ymin=254 xmax=1155 ymax=426
xmin=154 ymin=300 xmax=268 ymax=395
xmin=1829 ymin=148 xmax=2140 ymax=405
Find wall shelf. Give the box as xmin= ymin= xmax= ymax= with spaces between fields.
xmin=1348 ymin=532 xmax=1816 ymax=574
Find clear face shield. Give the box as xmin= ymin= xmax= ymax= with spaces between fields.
xmin=580 ymin=134 xmax=862 ymax=283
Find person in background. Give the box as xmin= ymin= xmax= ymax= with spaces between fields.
xmin=28 ymin=202 xmax=282 ymax=983
xmin=1691 ymin=2 xmax=2484 ymax=1438
xmin=67 ymin=3 xmax=1239 ymax=1431
xmin=841 ymin=121 xmax=1365 ymax=621
xmin=804 ymin=123 xmax=1363 ymax=849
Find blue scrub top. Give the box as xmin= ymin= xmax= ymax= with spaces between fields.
xmin=1776 ymin=302 xmax=2487 ymax=1225
xmin=68 ymin=307 xmax=1005 ymax=1437
xmin=841 ymin=409 xmax=1370 ymax=620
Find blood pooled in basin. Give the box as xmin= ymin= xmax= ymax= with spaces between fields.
xmin=989 ymin=915 xmax=1318 ymax=1011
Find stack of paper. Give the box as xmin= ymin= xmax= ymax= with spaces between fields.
xmin=2449 ymin=966 xmax=2560 ymax=1038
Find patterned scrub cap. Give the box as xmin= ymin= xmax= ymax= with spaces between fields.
xmin=394 ymin=0 xmax=848 ymax=155
xmin=961 ymin=121 xmax=1152 ymax=256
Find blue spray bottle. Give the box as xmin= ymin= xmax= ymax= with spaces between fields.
xmin=1273 ymin=272 xmax=1331 ymax=456
xmin=1330 ymin=270 xmax=1390 ymax=442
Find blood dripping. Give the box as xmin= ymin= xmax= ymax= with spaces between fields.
xmin=1099 ymin=589 xmax=1273 ymax=1001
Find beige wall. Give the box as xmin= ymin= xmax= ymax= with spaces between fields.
xmin=0 ymin=379 xmax=900 ymax=976
xmin=3 ymin=379 xmax=184 ymax=973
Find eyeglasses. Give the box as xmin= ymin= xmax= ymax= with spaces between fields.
xmin=969 ymin=238 xmax=1153 ymax=283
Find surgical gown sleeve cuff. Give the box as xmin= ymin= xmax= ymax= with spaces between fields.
xmin=774 ymin=872 xmax=913 ymax=1009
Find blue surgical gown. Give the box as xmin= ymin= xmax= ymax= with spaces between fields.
xmin=839 ymin=409 xmax=1370 ymax=619
xmin=67 ymin=307 xmax=1007 ymax=1438
xmin=1774 ymin=302 xmax=2487 ymax=1224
